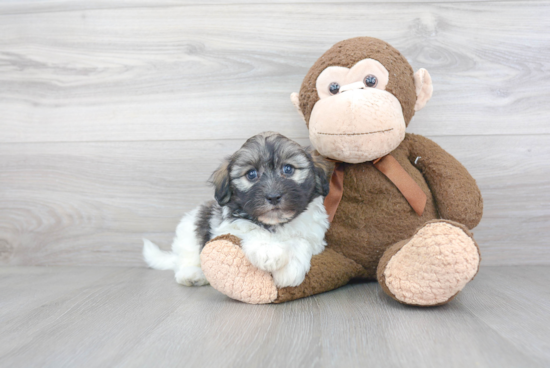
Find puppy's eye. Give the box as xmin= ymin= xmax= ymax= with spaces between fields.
xmin=282 ymin=164 xmax=295 ymax=176
xmin=364 ymin=74 xmax=378 ymax=88
xmin=246 ymin=169 xmax=258 ymax=181
xmin=328 ymin=82 xmax=340 ymax=95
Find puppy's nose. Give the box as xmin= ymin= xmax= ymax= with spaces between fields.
xmin=266 ymin=193 xmax=282 ymax=205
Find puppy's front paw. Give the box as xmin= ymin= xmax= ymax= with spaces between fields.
xmin=175 ymin=266 xmax=209 ymax=286
xmin=272 ymin=263 xmax=307 ymax=288
xmin=248 ymin=244 xmax=289 ymax=273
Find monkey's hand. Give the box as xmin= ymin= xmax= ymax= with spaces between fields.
xmin=201 ymin=234 xmax=278 ymax=304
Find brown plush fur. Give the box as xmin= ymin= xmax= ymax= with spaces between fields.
xmin=274 ymin=249 xmax=365 ymax=303
xmin=277 ymin=38 xmax=483 ymax=304
xmin=273 ymin=134 xmax=482 ymax=303
xmin=202 ymin=37 xmax=483 ymax=306
xmin=325 ymin=133 xmax=482 ymax=278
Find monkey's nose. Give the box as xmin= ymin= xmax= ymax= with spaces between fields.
xmin=266 ymin=193 xmax=282 ymax=205
xmin=339 ymin=81 xmax=365 ymax=93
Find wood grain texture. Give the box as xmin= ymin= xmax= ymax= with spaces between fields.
xmin=0 ymin=265 xmax=548 ymax=367
xmin=0 ymin=0 xmax=528 ymax=17
xmin=1 ymin=135 xmax=548 ymax=266
xmin=460 ymin=266 xmax=550 ymax=365
xmin=0 ymin=1 xmax=548 ymax=267
xmin=0 ymin=1 xmax=549 ymax=143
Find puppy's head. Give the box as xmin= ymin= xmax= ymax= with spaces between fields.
xmin=210 ymin=132 xmax=333 ymax=226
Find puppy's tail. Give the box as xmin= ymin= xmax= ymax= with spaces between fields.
xmin=143 ymin=239 xmax=177 ymax=271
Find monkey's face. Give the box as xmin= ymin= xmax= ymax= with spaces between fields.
xmin=291 ymin=37 xmax=433 ymax=164
xmin=309 ymin=59 xmax=406 ymax=163
xmin=309 ymin=58 xmax=406 ymax=163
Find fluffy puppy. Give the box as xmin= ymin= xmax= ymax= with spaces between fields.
xmin=143 ymin=132 xmax=333 ymax=288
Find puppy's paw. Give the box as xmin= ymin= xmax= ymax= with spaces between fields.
xmin=272 ymin=261 xmax=308 ymax=288
xmin=248 ymin=244 xmax=289 ymax=273
xmin=175 ymin=266 xmax=209 ymax=287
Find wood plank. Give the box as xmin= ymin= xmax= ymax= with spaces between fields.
xmin=0 ymin=266 xmax=547 ymax=367
xmin=3 ymin=0 xmax=524 ymax=10
xmin=459 ymin=266 xmax=550 ymax=366
xmin=0 ymin=266 xmax=122 ymax=322
xmin=0 ymin=135 xmax=548 ymax=266
xmin=0 ymin=267 xmax=201 ymax=367
xmin=0 ymin=266 xmax=127 ymax=356
xmin=0 ymin=1 xmax=526 ymax=17
xmin=310 ymin=274 xmax=546 ymax=368
xmin=117 ymin=288 xmax=324 ymax=368
xmin=0 ymin=139 xmax=267 ymax=266
xmin=0 ymin=1 xmax=549 ymax=143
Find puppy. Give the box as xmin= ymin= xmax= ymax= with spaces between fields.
xmin=143 ymin=132 xmax=332 ymax=288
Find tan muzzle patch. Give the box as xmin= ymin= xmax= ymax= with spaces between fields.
xmin=309 ymin=88 xmax=406 ymax=163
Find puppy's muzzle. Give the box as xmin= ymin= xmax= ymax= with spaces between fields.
xmin=266 ymin=192 xmax=283 ymax=205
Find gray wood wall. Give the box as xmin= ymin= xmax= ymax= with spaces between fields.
xmin=1 ymin=0 xmax=549 ymax=267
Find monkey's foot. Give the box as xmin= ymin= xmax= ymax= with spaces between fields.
xmin=377 ymin=220 xmax=480 ymax=306
xmin=200 ymin=234 xmax=278 ymax=304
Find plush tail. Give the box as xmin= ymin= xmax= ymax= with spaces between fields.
xmin=142 ymin=239 xmax=177 ymax=271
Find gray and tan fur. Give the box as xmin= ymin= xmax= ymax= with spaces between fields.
xmin=143 ymin=132 xmax=333 ymax=287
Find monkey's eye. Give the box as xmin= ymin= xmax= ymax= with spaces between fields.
xmin=282 ymin=164 xmax=295 ymax=176
xmin=364 ymin=75 xmax=378 ymax=88
xmin=246 ymin=169 xmax=258 ymax=181
xmin=328 ymin=82 xmax=340 ymax=95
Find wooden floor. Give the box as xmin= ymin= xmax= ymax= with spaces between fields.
xmin=0 ymin=265 xmax=548 ymax=368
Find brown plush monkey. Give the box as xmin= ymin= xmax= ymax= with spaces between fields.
xmin=201 ymin=37 xmax=483 ymax=306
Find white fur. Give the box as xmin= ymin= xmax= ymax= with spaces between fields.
xmin=143 ymin=197 xmax=329 ymax=288
xmin=212 ymin=196 xmax=329 ymax=287
xmin=143 ymin=208 xmax=209 ymax=286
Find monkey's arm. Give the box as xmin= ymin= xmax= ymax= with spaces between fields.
xmin=201 ymin=235 xmax=365 ymax=304
xmin=405 ymin=133 xmax=483 ymax=229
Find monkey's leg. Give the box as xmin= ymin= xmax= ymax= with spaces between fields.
xmin=377 ymin=219 xmax=481 ymax=306
xmin=201 ymin=235 xmax=365 ymax=304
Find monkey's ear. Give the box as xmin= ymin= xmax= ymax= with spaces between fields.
xmin=290 ymin=92 xmax=306 ymax=123
xmin=308 ymin=148 xmax=334 ymax=197
xmin=413 ymin=68 xmax=433 ymax=111
xmin=209 ymin=159 xmax=231 ymax=206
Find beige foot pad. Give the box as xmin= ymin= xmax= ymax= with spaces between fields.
xmin=200 ymin=238 xmax=278 ymax=304
xmin=381 ymin=222 xmax=480 ymax=306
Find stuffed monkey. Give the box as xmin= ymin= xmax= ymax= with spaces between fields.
xmin=200 ymin=37 xmax=483 ymax=306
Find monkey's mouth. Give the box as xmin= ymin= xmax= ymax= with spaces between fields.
xmin=317 ymin=128 xmax=393 ymax=136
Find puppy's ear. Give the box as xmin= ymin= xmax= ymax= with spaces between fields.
xmin=209 ymin=159 xmax=231 ymax=206
xmin=308 ymin=148 xmax=333 ymax=197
